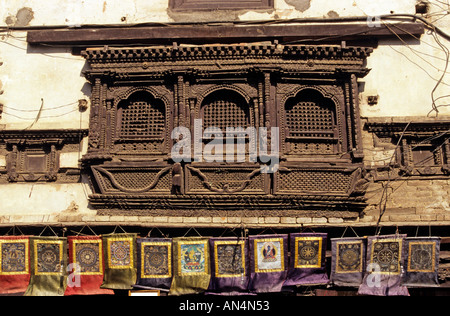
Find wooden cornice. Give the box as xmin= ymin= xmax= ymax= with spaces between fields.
xmin=26 ymin=22 xmax=424 ymax=47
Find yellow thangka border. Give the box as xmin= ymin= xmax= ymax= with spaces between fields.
xmin=370 ymin=238 xmax=403 ymax=275
xmin=73 ymin=239 xmax=103 ymax=275
xmin=294 ymin=236 xmax=323 ymax=269
xmin=254 ymin=237 xmax=285 ymax=273
xmin=214 ymin=240 xmax=246 ymax=278
xmin=141 ymin=241 xmax=172 ymax=279
xmin=0 ymin=239 xmax=29 ymax=275
xmin=34 ymin=240 xmax=64 ymax=276
xmin=177 ymin=240 xmax=209 ymax=276
xmin=335 ymin=240 xmax=363 ymax=274
xmin=407 ymin=241 xmax=436 ymax=273
xmin=107 ymin=237 xmax=134 ymax=270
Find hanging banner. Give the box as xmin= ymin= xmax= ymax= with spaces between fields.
xmin=24 ymin=236 xmax=67 ymax=296
xmin=248 ymin=234 xmax=288 ymax=293
xmin=134 ymin=237 xmax=173 ymax=291
xmin=358 ymin=234 xmax=409 ymax=296
xmin=207 ymin=237 xmax=250 ymax=295
xmin=64 ymin=236 xmax=114 ymax=295
xmin=330 ymin=237 xmax=366 ymax=287
xmin=285 ymin=233 xmax=329 ymax=286
xmin=402 ymin=237 xmax=440 ymax=288
xmin=101 ymin=233 xmax=137 ymax=290
xmin=0 ymin=236 xmax=30 ymax=294
xmin=169 ymin=237 xmax=211 ymax=296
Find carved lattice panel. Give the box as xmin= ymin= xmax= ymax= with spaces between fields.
xmin=120 ymin=101 xmax=165 ymax=138
xmin=275 ymin=168 xmax=358 ymax=194
xmin=186 ymin=165 xmax=268 ymax=194
xmin=286 ymin=101 xmax=335 ymax=138
xmin=202 ymin=92 xmax=249 ymax=130
xmin=91 ymin=165 xmax=172 ymax=194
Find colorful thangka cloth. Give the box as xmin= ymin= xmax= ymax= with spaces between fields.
xmin=24 ymin=236 xmax=67 ymax=296
xmin=358 ymin=235 xmax=409 ymax=296
xmin=248 ymin=234 xmax=288 ymax=293
xmin=64 ymin=236 xmax=114 ymax=295
xmin=285 ymin=233 xmax=329 ymax=286
xmin=135 ymin=237 xmax=173 ymax=291
xmin=330 ymin=237 xmax=366 ymax=287
xmin=0 ymin=236 xmax=30 ymax=294
xmin=101 ymin=233 xmax=137 ymax=290
xmin=402 ymin=237 xmax=440 ymax=288
xmin=207 ymin=237 xmax=250 ymax=295
xmin=169 ymin=237 xmax=211 ymax=296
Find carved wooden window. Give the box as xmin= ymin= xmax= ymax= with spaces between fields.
xmin=0 ymin=129 xmax=88 ymax=183
xmin=366 ymin=121 xmax=450 ymax=177
xmin=169 ymin=0 xmax=274 ymax=11
xmin=117 ymin=91 xmax=165 ymax=139
xmin=284 ymin=89 xmax=338 ymax=155
xmin=201 ymin=90 xmax=250 ymax=131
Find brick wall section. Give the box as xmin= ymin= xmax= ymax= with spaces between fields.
xmin=362 ymin=179 xmax=450 ymax=225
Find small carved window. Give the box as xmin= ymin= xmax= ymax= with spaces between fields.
xmin=201 ymin=90 xmax=249 ymax=131
xmin=117 ymin=92 xmax=165 ymax=139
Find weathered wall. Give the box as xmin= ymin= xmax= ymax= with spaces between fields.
xmin=0 ymin=0 xmax=449 ymax=228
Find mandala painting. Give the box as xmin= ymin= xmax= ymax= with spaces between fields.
xmin=74 ymin=240 xmax=102 ymax=274
xmin=335 ymin=241 xmax=363 ymax=273
xmin=295 ymin=237 xmax=322 ymax=269
xmin=0 ymin=241 xmax=28 ymax=274
xmin=35 ymin=241 xmax=63 ymax=275
xmin=108 ymin=238 xmax=133 ymax=269
xmin=370 ymin=239 xmax=402 ymax=274
xmin=407 ymin=241 xmax=435 ymax=273
xmin=141 ymin=242 xmax=172 ymax=278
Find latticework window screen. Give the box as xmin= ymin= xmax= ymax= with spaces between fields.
xmin=202 ymin=91 xmax=249 ymax=131
xmin=285 ymin=98 xmax=335 ymax=138
xmin=120 ymin=97 xmax=165 ymax=138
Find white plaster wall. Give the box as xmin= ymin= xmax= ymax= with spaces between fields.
xmin=0 ymin=0 xmax=449 ymax=222
xmin=0 ymin=183 xmax=93 ymax=215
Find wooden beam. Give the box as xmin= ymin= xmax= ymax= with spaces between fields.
xmin=26 ymin=22 xmax=424 ymax=46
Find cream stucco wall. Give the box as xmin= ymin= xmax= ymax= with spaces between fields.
xmin=0 ymin=0 xmax=449 ymax=227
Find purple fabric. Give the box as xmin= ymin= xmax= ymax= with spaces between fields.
xmin=330 ymin=237 xmax=366 ymax=287
xmin=401 ymin=237 xmax=440 ymax=288
xmin=248 ymin=234 xmax=288 ymax=293
xmin=358 ymin=234 xmax=409 ymax=296
xmin=284 ymin=233 xmax=329 ymax=286
xmin=134 ymin=237 xmax=173 ymax=291
xmin=207 ymin=237 xmax=250 ymax=295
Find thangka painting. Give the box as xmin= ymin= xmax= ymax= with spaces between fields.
xmin=208 ymin=237 xmax=249 ymax=294
xmin=65 ymin=236 xmax=113 ymax=295
xmin=358 ymin=235 xmax=409 ymax=296
xmin=169 ymin=237 xmax=211 ymax=296
xmin=135 ymin=238 xmax=173 ymax=291
xmin=101 ymin=233 xmax=137 ymax=290
xmin=0 ymin=236 xmax=30 ymax=294
xmin=402 ymin=237 xmax=440 ymax=287
xmin=248 ymin=234 xmax=288 ymax=293
xmin=330 ymin=237 xmax=366 ymax=287
xmin=25 ymin=237 xmax=67 ymax=296
xmin=285 ymin=233 xmax=329 ymax=286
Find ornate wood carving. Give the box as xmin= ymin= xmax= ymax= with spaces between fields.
xmin=365 ymin=120 xmax=450 ymax=179
xmin=0 ymin=129 xmax=88 ymax=183
xmin=82 ymin=43 xmax=372 ymax=213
